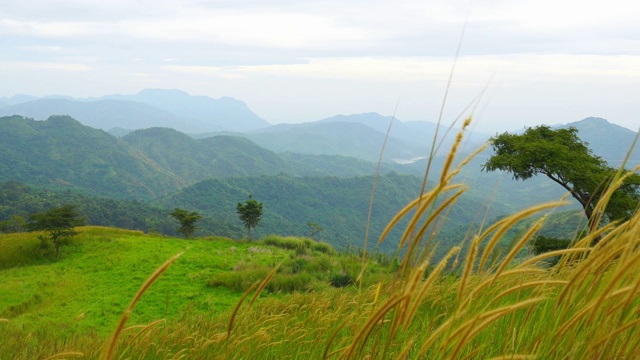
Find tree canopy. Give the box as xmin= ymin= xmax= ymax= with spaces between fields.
xmin=170 ymin=208 xmax=202 ymax=239
xmin=483 ymin=125 xmax=640 ymax=230
xmin=236 ymin=195 xmax=263 ymax=239
xmin=28 ymin=204 xmax=85 ymax=255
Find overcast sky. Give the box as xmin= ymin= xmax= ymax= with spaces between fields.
xmin=1 ymin=0 xmax=639 ymax=133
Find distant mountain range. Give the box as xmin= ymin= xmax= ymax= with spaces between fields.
xmin=0 ymin=89 xmax=483 ymax=163
xmin=0 ymin=110 xmax=636 ymax=250
xmin=0 ymin=89 xmax=270 ymax=133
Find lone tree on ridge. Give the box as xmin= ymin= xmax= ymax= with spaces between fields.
xmin=483 ymin=125 xmax=640 ymax=235
xmin=236 ymin=194 xmax=263 ymax=239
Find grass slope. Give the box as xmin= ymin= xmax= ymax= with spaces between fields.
xmin=0 ymin=227 xmax=291 ymax=337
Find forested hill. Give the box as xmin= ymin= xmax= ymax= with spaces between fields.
xmin=0 ymin=115 xmax=185 ymax=199
xmin=0 ymin=115 xmax=418 ymax=200
xmin=155 ymin=172 xmax=508 ymax=253
xmin=122 ymin=128 xmax=288 ymax=182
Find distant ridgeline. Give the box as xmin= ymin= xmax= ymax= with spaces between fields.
xmin=0 ymin=111 xmax=635 ymax=257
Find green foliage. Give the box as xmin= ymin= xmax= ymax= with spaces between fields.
xmin=531 ymin=235 xmax=572 ymax=254
xmin=484 ymin=125 xmax=640 ymax=226
xmin=169 ymin=208 xmax=202 ymax=238
xmin=27 ymin=204 xmax=84 ymax=256
xmin=0 ymin=227 xmax=291 ymax=344
xmin=206 ymin=236 xmax=381 ymax=295
xmin=0 ymin=214 xmax=25 ymax=233
xmin=306 ymin=221 xmax=323 ymax=239
xmin=261 ymin=235 xmax=334 ymax=255
xmin=0 ymin=181 xmax=244 ymax=239
xmin=329 ymin=273 xmax=353 ymax=288
xmin=237 ymin=195 xmax=263 ymax=239
xmin=0 ymin=115 xmax=185 ymax=200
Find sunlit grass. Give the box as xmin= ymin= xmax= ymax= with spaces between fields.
xmin=2 ymin=123 xmax=640 ymax=359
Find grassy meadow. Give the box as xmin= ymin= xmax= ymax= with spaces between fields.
xmin=2 ymin=123 xmax=640 ymax=360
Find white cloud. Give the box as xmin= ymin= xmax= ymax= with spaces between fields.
xmin=2 ymin=0 xmax=639 ymax=132
xmin=162 ymin=55 xmax=640 ymax=85
xmin=1 ymin=61 xmax=92 ymax=71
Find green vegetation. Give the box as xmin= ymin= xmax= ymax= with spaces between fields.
xmin=1 ymin=111 xmax=639 ymax=359
xmin=484 ymin=125 xmax=640 ymax=232
xmin=0 ymin=115 xmax=186 ymax=200
xmin=306 ymin=221 xmax=323 ymax=239
xmin=0 ymin=181 xmax=244 ymax=239
xmin=169 ymin=208 xmax=202 ymax=238
xmin=0 ymin=214 xmax=25 ymax=233
xmin=1 ymin=121 xmax=638 ymax=359
xmin=236 ymin=195 xmax=263 ymax=239
xmin=27 ymin=204 xmax=84 ymax=256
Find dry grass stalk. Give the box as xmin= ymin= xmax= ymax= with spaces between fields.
xmin=100 ymin=252 xmax=183 ymax=360
xmin=458 ymin=235 xmax=481 ymax=299
xmin=477 ymin=199 xmax=569 ymax=272
xmin=44 ymin=352 xmax=84 ymax=360
xmin=488 ymin=217 xmax=547 ymax=287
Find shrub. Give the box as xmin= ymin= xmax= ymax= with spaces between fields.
xmin=311 ymin=241 xmax=334 ymax=254
xmin=329 ymin=273 xmax=353 ymax=288
xmin=266 ymin=273 xmax=314 ymax=293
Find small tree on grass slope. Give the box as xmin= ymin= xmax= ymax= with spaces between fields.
xmin=170 ymin=208 xmax=202 ymax=239
xmin=237 ymin=194 xmax=263 ymax=240
xmin=28 ymin=204 xmax=85 ymax=256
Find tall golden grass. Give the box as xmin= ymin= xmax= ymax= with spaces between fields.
xmin=37 ymin=119 xmax=639 ymax=359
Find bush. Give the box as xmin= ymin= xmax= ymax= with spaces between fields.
xmin=206 ymin=266 xmax=271 ymax=292
xmin=262 ymin=235 xmax=335 ymax=255
xmin=329 ymin=273 xmax=353 ymax=288
xmin=311 ymin=241 xmax=334 ymax=254
xmin=266 ymin=273 xmax=314 ymax=293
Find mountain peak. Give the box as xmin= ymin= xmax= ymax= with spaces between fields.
xmin=574 ymin=117 xmax=610 ymax=125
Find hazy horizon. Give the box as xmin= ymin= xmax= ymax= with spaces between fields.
xmin=1 ymin=0 xmax=639 ymax=133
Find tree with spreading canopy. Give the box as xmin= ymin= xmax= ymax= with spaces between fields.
xmin=170 ymin=208 xmax=202 ymax=239
xmin=28 ymin=204 xmax=85 ymax=256
xmin=307 ymin=222 xmax=323 ymax=240
xmin=483 ymin=125 xmax=640 ymax=233
xmin=236 ymin=194 xmax=263 ymax=239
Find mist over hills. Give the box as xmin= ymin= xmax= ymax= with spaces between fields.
xmin=0 ymin=89 xmax=637 ymax=251
xmin=0 ymin=89 xmax=269 ymax=133
xmin=0 ymin=98 xmax=193 ymax=132
xmin=0 ymin=89 xmax=475 ymax=163
xmin=103 ymin=89 xmax=270 ymax=132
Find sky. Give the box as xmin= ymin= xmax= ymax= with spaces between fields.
xmin=1 ymin=0 xmax=639 ymax=133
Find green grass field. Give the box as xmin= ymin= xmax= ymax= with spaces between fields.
xmin=0 ymin=228 xmax=294 ymax=336
xmin=1 ymin=123 xmax=639 ymax=359
xmin=3 ymin=190 xmax=639 ymax=359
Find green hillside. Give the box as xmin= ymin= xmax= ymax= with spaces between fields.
xmin=155 ymin=172 xmax=509 ymax=254
xmin=0 ymin=115 xmax=185 ymax=200
xmin=0 ymin=226 xmax=393 ymax=358
xmin=0 ymin=181 xmax=245 ymax=237
xmin=0 ymin=115 xmax=426 ymax=201
xmin=122 ymin=128 xmax=287 ymax=183
xmin=244 ymin=121 xmax=424 ymax=162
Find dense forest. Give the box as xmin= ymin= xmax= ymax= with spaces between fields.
xmin=0 ymin=114 xmax=635 ymax=257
